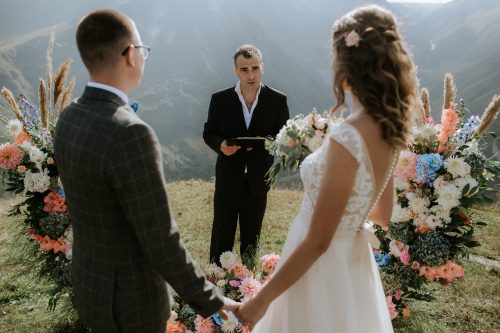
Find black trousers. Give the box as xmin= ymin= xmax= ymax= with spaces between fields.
xmin=209 ymin=179 xmax=267 ymax=268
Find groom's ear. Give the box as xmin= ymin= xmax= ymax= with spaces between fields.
xmin=124 ymin=47 xmax=136 ymax=67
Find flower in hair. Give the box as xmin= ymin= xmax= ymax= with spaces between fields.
xmin=345 ymin=30 xmax=361 ymax=47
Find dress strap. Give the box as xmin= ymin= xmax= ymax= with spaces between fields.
xmin=329 ymin=123 xmax=364 ymax=164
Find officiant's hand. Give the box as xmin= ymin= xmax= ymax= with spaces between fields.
xmin=221 ymin=140 xmax=241 ymax=156
xmin=236 ymin=295 xmax=269 ymax=330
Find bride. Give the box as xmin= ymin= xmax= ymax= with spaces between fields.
xmin=237 ymin=5 xmax=420 ymax=332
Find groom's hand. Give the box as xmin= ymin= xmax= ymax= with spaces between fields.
xmin=221 ymin=140 xmax=241 ymax=156
xmin=217 ymin=297 xmax=241 ymax=320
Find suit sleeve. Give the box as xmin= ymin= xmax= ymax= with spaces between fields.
xmin=274 ymin=95 xmax=290 ymax=136
xmin=203 ymin=94 xmax=225 ymax=154
xmin=108 ymin=122 xmax=223 ymax=317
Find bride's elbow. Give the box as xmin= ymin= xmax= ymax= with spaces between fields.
xmin=311 ymin=238 xmax=331 ymax=256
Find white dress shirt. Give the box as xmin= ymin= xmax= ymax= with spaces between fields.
xmin=235 ymin=82 xmax=262 ymax=129
xmin=87 ymin=82 xmax=129 ymax=105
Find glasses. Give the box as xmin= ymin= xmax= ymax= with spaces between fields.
xmin=121 ymin=44 xmax=151 ymax=59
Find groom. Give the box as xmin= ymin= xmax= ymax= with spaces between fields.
xmin=55 ymin=9 xmax=235 ymax=333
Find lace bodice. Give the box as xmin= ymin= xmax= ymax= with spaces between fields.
xmin=299 ymin=123 xmax=377 ymax=232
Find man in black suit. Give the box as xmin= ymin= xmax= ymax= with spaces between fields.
xmin=203 ymin=45 xmax=289 ymax=267
xmin=55 ymin=9 xmax=236 ymax=333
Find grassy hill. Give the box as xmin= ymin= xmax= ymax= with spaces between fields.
xmin=0 ymin=180 xmax=499 ymax=332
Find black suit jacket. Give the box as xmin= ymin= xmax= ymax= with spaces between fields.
xmin=54 ymin=87 xmax=222 ymax=332
xmin=203 ymin=85 xmax=289 ymax=196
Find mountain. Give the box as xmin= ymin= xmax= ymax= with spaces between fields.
xmin=0 ymin=0 xmax=498 ymax=180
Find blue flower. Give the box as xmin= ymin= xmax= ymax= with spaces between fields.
xmin=416 ymin=153 xmax=443 ymax=184
xmin=463 ymin=115 xmax=480 ymax=135
xmin=211 ymin=313 xmax=224 ymax=326
xmin=374 ymin=251 xmax=391 ymax=267
xmin=56 ymin=186 xmax=65 ymax=197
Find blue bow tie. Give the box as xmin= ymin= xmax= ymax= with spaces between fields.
xmin=130 ymin=101 xmax=139 ymax=113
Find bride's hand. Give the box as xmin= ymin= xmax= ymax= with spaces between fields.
xmin=236 ymin=296 xmax=270 ymax=330
xmin=218 ymin=297 xmax=241 ymax=320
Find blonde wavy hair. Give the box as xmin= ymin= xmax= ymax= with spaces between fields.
xmin=331 ymin=5 xmax=420 ymax=149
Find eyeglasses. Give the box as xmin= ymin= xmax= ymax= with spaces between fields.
xmin=121 ymin=44 xmax=151 ymax=59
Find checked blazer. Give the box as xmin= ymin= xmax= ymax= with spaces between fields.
xmin=54 ymin=87 xmax=222 ymax=332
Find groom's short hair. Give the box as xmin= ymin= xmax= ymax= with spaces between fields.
xmin=233 ymin=44 xmax=263 ymax=65
xmin=76 ymin=9 xmax=134 ymax=73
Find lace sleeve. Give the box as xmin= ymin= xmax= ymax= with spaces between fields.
xmin=329 ymin=123 xmax=364 ymax=164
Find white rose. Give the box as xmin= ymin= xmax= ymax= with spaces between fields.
xmin=29 ymin=147 xmax=47 ymax=170
xmin=307 ymin=133 xmax=323 ymax=152
xmin=433 ymin=175 xmax=448 ymax=190
xmin=219 ymin=251 xmax=239 ymax=269
xmin=314 ymin=118 xmax=327 ymax=130
xmin=23 ymin=168 xmax=50 ymax=193
xmin=389 ymin=239 xmax=408 ymax=258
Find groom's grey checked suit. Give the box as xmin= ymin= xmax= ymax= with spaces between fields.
xmin=54 ymin=86 xmax=222 ymax=332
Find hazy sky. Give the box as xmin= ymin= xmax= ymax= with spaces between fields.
xmin=387 ymin=0 xmax=453 ymax=3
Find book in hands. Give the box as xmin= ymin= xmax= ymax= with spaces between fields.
xmin=226 ymin=137 xmax=265 ymax=148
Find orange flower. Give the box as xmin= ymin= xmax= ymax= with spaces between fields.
xmin=32 ymin=235 xmax=68 ymax=254
xmin=43 ymin=191 xmax=66 ymax=213
xmin=31 ymin=234 xmax=43 ymax=242
xmin=14 ymin=130 xmax=31 ymax=144
xmin=438 ymin=106 xmax=459 ymax=153
xmin=166 ymin=321 xmax=186 ymax=333
xmin=416 ymin=222 xmax=431 ymax=234
xmin=402 ymin=307 xmax=411 ymax=318
xmin=52 ymin=204 xmax=67 ymax=213
xmin=44 ymin=192 xmax=58 ymax=204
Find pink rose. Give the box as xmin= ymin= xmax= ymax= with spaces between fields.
xmin=345 ymin=30 xmax=361 ymax=47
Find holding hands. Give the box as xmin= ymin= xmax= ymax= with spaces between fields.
xmin=236 ymin=295 xmax=270 ymax=330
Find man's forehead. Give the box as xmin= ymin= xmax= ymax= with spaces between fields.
xmin=235 ymin=55 xmax=261 ymax=68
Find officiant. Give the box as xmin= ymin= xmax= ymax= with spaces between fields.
xmin=203 ymin=44 xmax=289 ymax=268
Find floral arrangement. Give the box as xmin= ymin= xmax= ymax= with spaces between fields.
xmin=0 ymin=36 xmax=75 ymax=311
xmin=265 ymin=108 xmax=343 ymax=186
xmin=375 ymin=74 xmax=500 ymax=319
xmin=167 ymin=251 xmax=280 ymax=333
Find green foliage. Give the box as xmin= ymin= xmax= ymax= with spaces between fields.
xmin=412 ymin=232 xmax=451 ymax=267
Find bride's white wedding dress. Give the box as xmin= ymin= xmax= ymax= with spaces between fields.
xmin=253 ymin=122 xmax=394 ymax=333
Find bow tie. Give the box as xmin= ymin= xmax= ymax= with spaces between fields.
xmin=130 ymin=101 xmax=139 ymax=113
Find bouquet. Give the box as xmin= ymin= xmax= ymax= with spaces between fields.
xmin=265 ymin=108 xmax=343 ymax=186
xmin=0 ymin=36 xmax=75 ymax=311
xmin=375 ymin=74 xmax=500 ymax=319
xmin=168 ymin=251 xmax=280 ymax=333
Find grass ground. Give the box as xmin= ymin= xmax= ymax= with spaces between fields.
xmin=0 ymin=180 xmax=499 ymax=333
